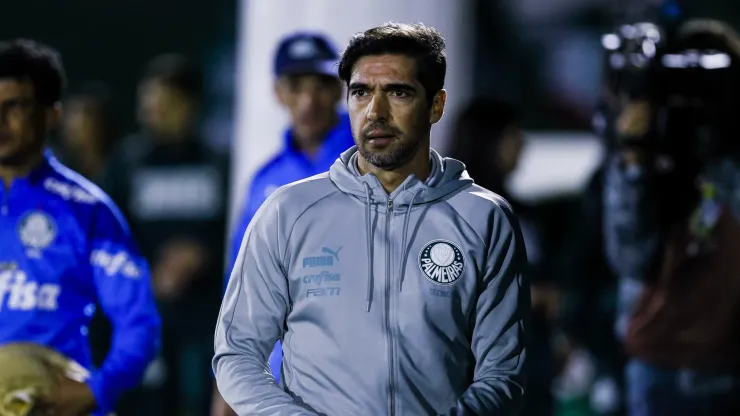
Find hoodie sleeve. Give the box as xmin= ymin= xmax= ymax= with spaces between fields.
xmin=221 ymin=175 xmax=285 ymax=383
xmin=603 ymin=154 xmax=661 ymax=279
xmin=225 ymin=179 xmax=263 ymax=285
xmin=442 ymin=201 xmax=530 ymax=416
xmin=213 ymin=191 xmax=319 ymax=415
xmin=224 ymin=171 xmax=275 ymax=293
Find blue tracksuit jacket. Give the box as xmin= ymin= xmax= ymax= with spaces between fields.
xmin=0 ymin=151 xmax=161 ymax=414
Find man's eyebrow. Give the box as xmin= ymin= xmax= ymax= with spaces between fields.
xmin=382 ymin=83 xmax=416 ymax=93
xmin=348 ymin=82 xmax=369 ymax=90
xmin=348 ymin=82 xmax=416 ymax=92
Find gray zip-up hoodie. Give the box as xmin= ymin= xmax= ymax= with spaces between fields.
xmin=214 ymin=146 xmax=529 ymax=416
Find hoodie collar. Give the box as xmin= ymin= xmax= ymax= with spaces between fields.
xmin=332 ymin=146 xmax=473 ymax=313
xmin=329 ymin=146 xmax=472 ymax=209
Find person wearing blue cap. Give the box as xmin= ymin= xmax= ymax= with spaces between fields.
xmin=210 ymin=31 xmax=353 ymax=416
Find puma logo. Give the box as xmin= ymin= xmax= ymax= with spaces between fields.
xmin=302 ymin=247 xmax=343 ymax=268
xmin=321 ymin=246 xmax=342 ymax=262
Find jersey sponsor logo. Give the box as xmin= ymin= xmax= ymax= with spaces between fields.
xmin=302 ymin=246 xmax=342 ymax=268
xmin=90 ymin=250 xmax=141 ymax=279
xmin=418 ymin=240 xmax=465 ymax=286
xmin=44 ymin=177 xmax=97 ymax=204
xmin=301 ymin=271 xmax=341 ymax=285
xmin=0 ymin=269 xmax=61 ymax=311
xmin=18 ymin=211 xmax=57 ymax=258
xmin=306 ymin=287 xmax=341 ymax=297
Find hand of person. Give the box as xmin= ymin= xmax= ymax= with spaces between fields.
xmin=616 ymin=100 xmax=650 ymax=140
xmin=617 ymin=100 xmax=651 ymax=166
xmin=152 ymin=238 xmax=208 ymax=300
xmin=33 ymin=376 xmax=96 ymax=416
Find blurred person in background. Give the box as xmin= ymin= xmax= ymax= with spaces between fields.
xmin=447 ymin=98 xmax=524 ymax=206
xmin=553 ymin=8 xmax=686 ymax=415
xmin=605 ymin=19 xmax=740 ymax=415
xmin=56 ymin=82 xmax=125 ymax=390
xmin=103 ymin=54 xmax=229 ymax=416
xmin=56 ymin=82 xmax=116 ymax=183
xmin=49 ymin=83 xmax=121 ymax=377
xmin=211 ymin=31 xmax=353 ymax=416
xmin=546 ymin=19 xmax=672 ymax=416
xmin=0 ymin=38 xmax=160 ymax=415
xmin=448 ymin=98 xmax=560 ymax=416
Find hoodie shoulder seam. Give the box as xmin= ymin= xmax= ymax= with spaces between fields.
xmin=281 ymin=188 xmax=342 ymax=265
xmin=442 ymin=197 xmax=487 ymax=248
xmin=441 ymin=186 xmax=512 ymax=246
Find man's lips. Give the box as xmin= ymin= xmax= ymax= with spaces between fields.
xmin=366 ymin=135 xmax=395 ymax=146
xmin=365 ymin=130 xmax=396 ymax=140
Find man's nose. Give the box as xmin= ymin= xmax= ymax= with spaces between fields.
xmin=366 ymin=94 xmax=388 ymax=121
xmin=297 ymin=91 xmax=318 ymax=112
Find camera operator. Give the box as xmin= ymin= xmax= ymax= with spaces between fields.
xmin=604 ymin=19 xmax=740 ymax=415
xmin=567 ymin=20 xmax=668 ymax=414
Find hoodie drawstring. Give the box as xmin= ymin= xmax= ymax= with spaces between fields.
xmin=363 ymin=183 xmax=374 ymax=312
xmin=363 ymin=184 xmax=422 ymax=311
xmin=398 ymin=190 xmax=422 ymax=292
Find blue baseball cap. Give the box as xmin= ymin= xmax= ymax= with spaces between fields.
xmin=274 ymin=32 xmax=339 ymax=78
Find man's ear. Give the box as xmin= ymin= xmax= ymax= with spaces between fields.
xmin=45 ymin=102 xmax=62 ymax=132
xmin=429 ymin=89 xmax=446 ymax=124
xmin=274 ymin=79 xmax=286 ymax=106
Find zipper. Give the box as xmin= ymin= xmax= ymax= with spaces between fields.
xmin=385 ymin=198 xmax=396 ymax=416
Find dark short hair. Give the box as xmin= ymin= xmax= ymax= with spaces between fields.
xmin=68 ymin=80 xmax=112 ymax=108
xmin=338 ymin=22 xmax=446 ymax=103
xmin=65 ymin=81 xmax=114 ymax=124
xmin=0 ymin=38 xmax=66 ymax=106
xmin=141 ymin=53 xmax=203 ymax=100
xmin=452 ymin=98 xmax=519 ymax=147
xmin=66 ymin=81 xmax=115 ymax=142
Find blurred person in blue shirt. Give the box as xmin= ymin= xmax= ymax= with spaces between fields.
xmin=0 ymin=39 xmax=160 ymax=416
xmin=211 ymin=31 xmax=353 ymax=416
xmin=228 ymin=32 xmax=353 ymax=261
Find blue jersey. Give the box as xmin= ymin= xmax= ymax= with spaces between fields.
xmin=0 ymin=152 xmax=161 ymax=414
xmin=226 ymin=114 xmax=353 ymax=382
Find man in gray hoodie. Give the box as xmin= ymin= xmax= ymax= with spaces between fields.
xmin=213 ymin=22 xmax=530 ymax=416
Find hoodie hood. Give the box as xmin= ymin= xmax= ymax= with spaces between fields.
xmin=329 ymin=146 xmax=473 ymax=209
